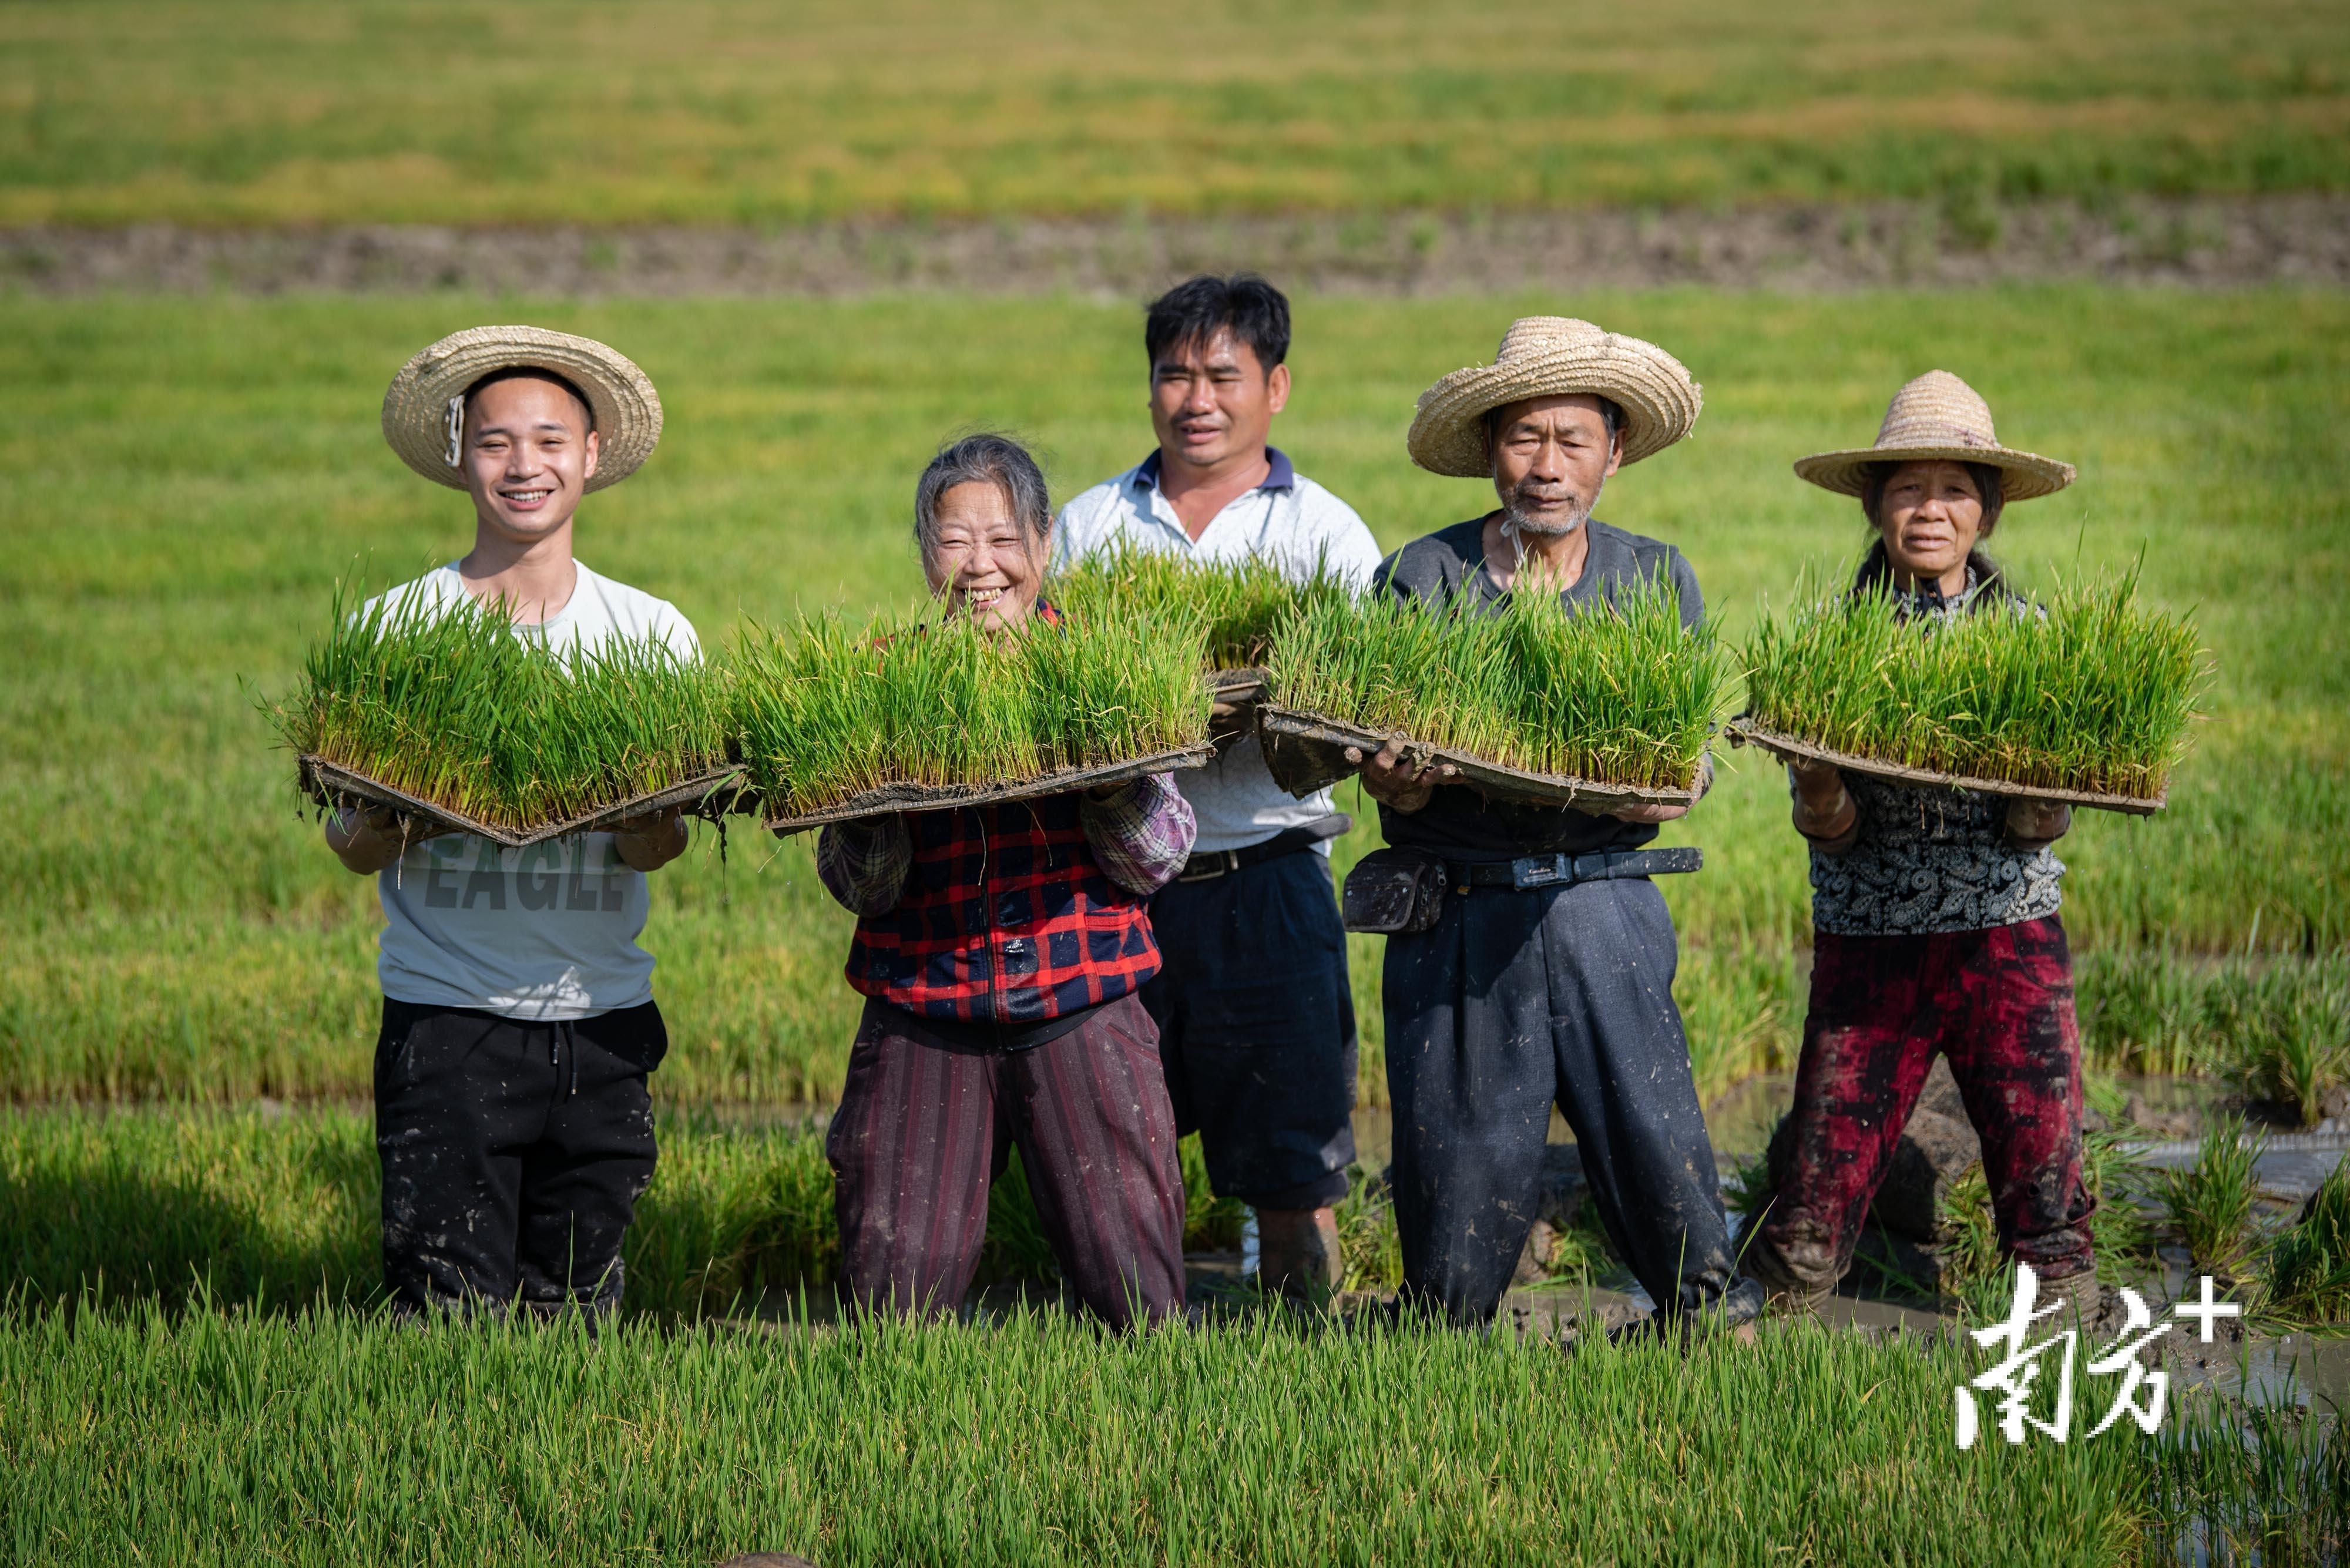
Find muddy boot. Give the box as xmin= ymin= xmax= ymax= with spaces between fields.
xmin=2037 ymin=1264 xmax=2116 ymax=1336
xmin=1739 ymin=1232 xmax=1838 ymax=1319
xmin=1256 ymin=1207 xmax=1341 ymax=1307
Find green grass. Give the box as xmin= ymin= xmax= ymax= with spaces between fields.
xmin=1268 ymin=576 xmax=1727 ymax=791
xmin=0 ymin=1104 xmax=1267 ymax=1319
xmin=1 ymin=1 xmax=2346 ymax=224
xmin=1 ymin=1300 xmax=2341 ymax=1564
xmin=0 ymin=288 xmax=2343 ymax=1102
xmin=1048 ymin=543 xmax=1349 ymax=673
xmin=2266 ymin=1159 xmax=2350 ymax=1328
xmin=1742 ymin=571 xmax=2204 ymax=800
xmin=270 ymin=583 xmax=730 ymax=832
xmin=730 ymin=601 xmax=1208 ymax=815
xmin=2160 ymin=1115 xmax=2270 ymax=1285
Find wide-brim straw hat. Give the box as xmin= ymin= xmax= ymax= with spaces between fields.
xmin=381 ymin=325 xmax=663 ymax=493
xmin=1794 ymin=370 xmax=2074 ymax=501
xmin=1406 ymin=316 xmax=1703 ymax=478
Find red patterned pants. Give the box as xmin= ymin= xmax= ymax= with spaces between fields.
xmin=1753 ymin=914 xmax=2094 ymax=1292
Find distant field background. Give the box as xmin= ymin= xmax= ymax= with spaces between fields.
xmin=2 ymin=0 xmax=2346 ymax=226
xmin=2 ymin=288 xmax=2341 ymax=1102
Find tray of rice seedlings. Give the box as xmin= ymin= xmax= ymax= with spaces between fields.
xmin=735 ymin=601 xmax=1216 ymax=835
xmin=1731 ymin=572 xmax=2204 ymax=814
xmin=1049 ymin=543 xmax=1354 ymax=707
xmin=271 ymin=589 xmax=742 ymax=848
xmin=1258 ymin=578 xmax=1725 ymax=812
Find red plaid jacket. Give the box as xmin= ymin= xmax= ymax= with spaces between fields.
xmin=830 ymin=791 xmax=1171 ymax=1025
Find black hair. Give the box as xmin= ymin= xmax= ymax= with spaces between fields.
xmin=1144 ymin=273 xmax=1290 ymax=375
xmin=914 ymin=432 xmax=1053 ymax=556
xmin=1483 ymin=395 xmax=1624 ymax=449
xmin=1851 ymin=458 xmax=2013 ymax=603
xmin=463 ymin=365 xmax=596 ymax=431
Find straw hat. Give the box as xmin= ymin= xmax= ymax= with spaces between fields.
xmin=1794 ymin=370 xmax=2074 ymax=501
xmin=381 ymin=325 xmax=663 ymax=493
xmin=1406 ymin=316 xmax=1703 ymax=478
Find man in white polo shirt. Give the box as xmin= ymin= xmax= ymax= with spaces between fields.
xmin=325 ymin=325 xmax=697 ymax=1318
xmin=1055 ymin=274 xmax=1382 ymax=1300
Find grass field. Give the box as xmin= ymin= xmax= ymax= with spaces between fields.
xmin=12 ymin=1302 xmax=2340 ymax=1566
xmin=1 ymin=286 xmax=2343 ymax=1103
xmin=2 ymin=1 xmax=2347 ymax=225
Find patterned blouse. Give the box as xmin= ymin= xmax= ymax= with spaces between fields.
xmin=1805 ymin=566 xmax=2066 ymax=937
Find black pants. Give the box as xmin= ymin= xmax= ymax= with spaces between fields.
xmin=1143 ymin=850 xmax=1356 ymax=1210
xmin=1382 ymin=875 xmax=1757 ymax=1325
xmin=375 ymin=998 xmax=666 ymax=1317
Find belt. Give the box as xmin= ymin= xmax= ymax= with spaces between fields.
xmin=1176 ymin=814 xmax=1351 ymax=882
xmin=1448 ymin=847 xmax=1704 ymax=892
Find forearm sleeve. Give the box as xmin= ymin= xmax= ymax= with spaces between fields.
xmin=815 ymin=816 xmax=914 ymax=916
xmin=1079 ymin=773 xmax=1198 ymax=895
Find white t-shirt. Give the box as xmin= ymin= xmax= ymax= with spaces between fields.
xmin=365 ymin=562 xmax=700 ymax=1020
xmin=1053 ymin=448 xmax=1384 ymax=855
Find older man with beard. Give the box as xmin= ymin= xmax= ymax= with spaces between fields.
xmin=1346 ymin=317 xmax=1762 ymax=1334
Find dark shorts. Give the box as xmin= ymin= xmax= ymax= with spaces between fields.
xmin=1142 ymin=848 xmax=1356 ymax=1210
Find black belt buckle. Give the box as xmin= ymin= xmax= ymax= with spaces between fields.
xmin=1509 ymin=852 xmax=1573 ymax=891
xmin=1177 ymin=850 xmax=1240 ymax=883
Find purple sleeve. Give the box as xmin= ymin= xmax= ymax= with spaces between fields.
xmin=1079 ymin=772 xmax=1197 ymax=896
xmin=815 ymin=815 xmax=914 ymax=916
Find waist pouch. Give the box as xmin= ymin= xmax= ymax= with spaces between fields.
xmin=1341 ymin=847 xmax=1450 ymax=935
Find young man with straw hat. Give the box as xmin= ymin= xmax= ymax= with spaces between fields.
xmin=328 ymin=325 xmax=698 ymax=1318
xmin=1054 ymin=275 xmax=1382 ymax=1302
xmin=1742 ymin=371 xmax=2100 ymax=1320
xmin=1351 ymin=315 xmax=1762 ymax=1332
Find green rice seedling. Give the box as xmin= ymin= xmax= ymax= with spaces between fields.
xmin=16 ymin=1299 xmax=2338 ymax=1563
xmin=1268 ymin=576 xmax=1727 ymax=791
xmin=2199 ymin=960 xmax=2350 ymax=1126
xmin=1334 ymin=1164 xmax=1405 ymax=1293
xmin=1741 ymin=569 xmax=2205 ymax=800
xmin=1049 ymin=542 xmax=1352 ymax=670
xmin=267 ymin=585 xmax=730 ymax=833
xmin=2159 ymin=1114 xmax=2268 ymax=1284
xmin=2261 ymin=1158 xmax=2350 ymax=1327
xmin=733 ymin=602 xmax=1208 ymax=815
xmin=2082 ymin=1128 xmax=2160 ymax=1274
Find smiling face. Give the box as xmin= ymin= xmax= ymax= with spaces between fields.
xmin=460 ymin=375 xmax=600 ymax=546
xmin=1872 ymin=460 xmax=1988 ymax=587
xmin=1486 ymin=394 xmax=1622 ymax=536
xmin=1149 ymin=327 xmax=1291 ymax=475
xmin=924 ymin=480 xmax=1045 ymax=631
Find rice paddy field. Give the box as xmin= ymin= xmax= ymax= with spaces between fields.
xmin=2 ymin=0 xmax=2346 ymax=224
xmin=2 ymin=281 xmax=2347 ymax=1561
xmin=3 ymin=286 xmax=2339 ymax=1104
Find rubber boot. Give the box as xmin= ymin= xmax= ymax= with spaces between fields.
xmin=1255 ymin=1207 xmax=1341 ymax=1306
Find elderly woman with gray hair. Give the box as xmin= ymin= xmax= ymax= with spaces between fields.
xmin=808 ymin=433 xmax=1197 ymax=1327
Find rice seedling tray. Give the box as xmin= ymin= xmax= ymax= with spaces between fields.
xmin=298 ymin=756 xmax=755 ymax=848
xmin=1255 ymin=706 xmax=1700 ymax=814
xmin=763 ymin=744 xmax=1217 ymax=836
xmin=1722 ymin=718 xmax=2167 ymax=815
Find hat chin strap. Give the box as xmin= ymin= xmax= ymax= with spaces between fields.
xmin=444 ymin=397 xmax=465 ymax=468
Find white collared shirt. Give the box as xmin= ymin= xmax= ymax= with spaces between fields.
xmin=1053 ymin=448 xmax=1382 ymax=855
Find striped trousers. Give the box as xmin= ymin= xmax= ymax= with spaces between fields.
xmin=826 ymin=992 xmax=1187 ymax=1327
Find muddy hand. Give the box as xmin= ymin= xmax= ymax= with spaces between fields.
xmin=1346 ymin=739 xmax=1452 ymax=814
xmin=613 ymin=807 xmax=689 ymax=871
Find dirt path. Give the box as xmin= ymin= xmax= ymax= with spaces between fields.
xmin=7 ymin=196 xmax=2348 ymax=296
